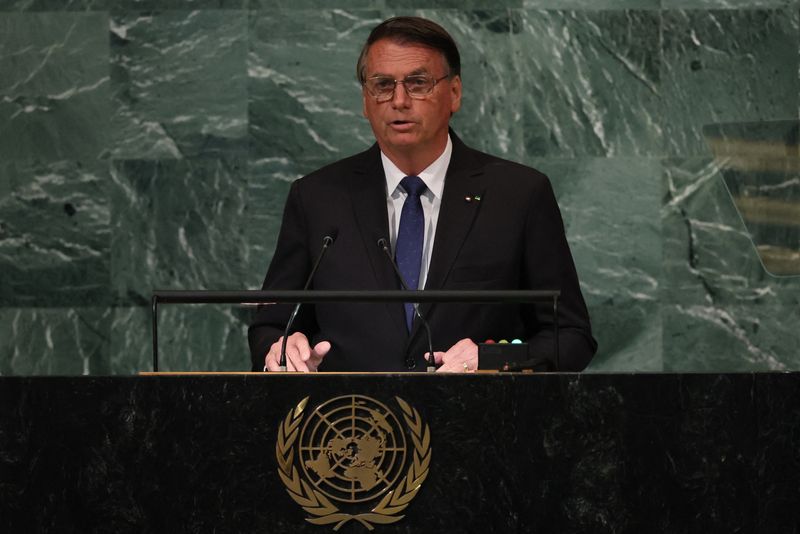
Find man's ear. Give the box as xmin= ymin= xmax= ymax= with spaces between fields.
xmin=449 ymin=75 xmax=462 ymax=114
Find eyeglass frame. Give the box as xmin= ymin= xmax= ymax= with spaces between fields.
xmin=362 ymin=74 xmax=451 ymax=102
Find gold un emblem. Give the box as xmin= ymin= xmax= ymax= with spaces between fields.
xmin=276 ymin=395 xmax=431 ymax=530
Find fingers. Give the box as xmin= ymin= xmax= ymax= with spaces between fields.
xmin=427 ymin=340 xmax=472 ymax=366
xmin=285 ymin=341 xmax=310 ymax=372
xmin=264 ymin=333 xmax=312 ymax=372
xmin=264 ymin=334 xmax=332 ymax=373
xmin=264 ymin=350 xmax=281 ymax=372
xmin=290 ymin=334 xmax=312 ymax=372
xmin=306 ymin=341 xmax=332 ymax=371
xmin=264 ymin=339 xmax=282 ymax=372
xmin=435 ymin=338 xmax=478 ymax=373
xmin=313 ymin=341 xmax=332 ymax=357
xmin=428 ymin=351 xmax=446 ymax=365
xmin=447 ymin=338 xmax=477 ymax=358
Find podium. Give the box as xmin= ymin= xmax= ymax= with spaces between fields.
xmin=0 ymin=373 xmax=798 ymax=533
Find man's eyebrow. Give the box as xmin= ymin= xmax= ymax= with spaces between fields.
xmin=367 ymin=67 xmax=431 ymax=79
xmin=406 ymin=68 xmax=429 ymax=76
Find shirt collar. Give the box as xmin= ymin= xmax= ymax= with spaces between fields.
xmin=381 ymin=135 xmax=452 ymax=199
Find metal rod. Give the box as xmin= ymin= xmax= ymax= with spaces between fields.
xmin=553 ymin=295 xmax=560 ymax=372
xmin=152 ymin=295 xmax=159 ymax=372
xmin=151 ymin=289 xmax=559 ymax=304
xmin=150 ymin=289 xmax=561 ymax=373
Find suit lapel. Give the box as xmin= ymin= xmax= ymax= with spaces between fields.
xmin=348 ymin=145 xmax=409 ymax=338
xmin=409 ymin=134 xmax=486 ymax=342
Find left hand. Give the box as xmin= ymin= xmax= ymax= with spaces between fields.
xmin=430 ymin=338 xmax=478 ymax=373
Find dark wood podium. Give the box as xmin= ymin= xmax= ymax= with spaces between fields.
xmin=0 ymin=373 xmax=798 ymax=533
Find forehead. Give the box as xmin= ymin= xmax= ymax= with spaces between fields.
xmin=364 ymin=39 xmax=447 ymax=76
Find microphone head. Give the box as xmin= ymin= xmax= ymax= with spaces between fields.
xmin=376 ymin=237 xmax=389 ymax=251
xmin=323 ymin=229 xmax=338 ymax=246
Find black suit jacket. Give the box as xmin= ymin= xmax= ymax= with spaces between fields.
xmin=248 ymin=132 xmax=596 ymax=372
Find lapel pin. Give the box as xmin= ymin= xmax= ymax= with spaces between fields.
xmin=465 ymin=196 xmax=472 ymax=202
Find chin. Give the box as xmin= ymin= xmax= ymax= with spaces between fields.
xmin=383 ymin=132 xmax=420 ymax=147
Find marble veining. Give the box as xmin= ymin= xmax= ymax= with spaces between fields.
xmin=513 ymin=9 xmax=663 ymax=158
xmin=661 ymin=8 xmax=799 ymax=157
xmin=1 ymin=4 xmax=800 ymax=374
xmin=0 ymin=12 xmax=110 ymax=161
xmin=109 ymin=158 xmax=251 ymax=304
xmin=0 ymin=160 xmax=110 ymax=307
xmin=110 ymin=10 xmax=248 ymax=159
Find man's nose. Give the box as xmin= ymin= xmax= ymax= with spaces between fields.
xmin=391 ymin=82 xmax=412 ymax=108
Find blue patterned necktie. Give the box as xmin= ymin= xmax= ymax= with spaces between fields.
xmin=395 ymin=175 xmax=427 ymax=332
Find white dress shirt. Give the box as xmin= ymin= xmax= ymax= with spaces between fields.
xmin=381 ymin=135 xmax=453 ymax=290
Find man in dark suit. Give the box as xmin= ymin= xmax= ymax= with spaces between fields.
xmin=249 ymin=16 xmax=596 ymax=373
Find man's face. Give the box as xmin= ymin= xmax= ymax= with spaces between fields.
xmin=361 ymin=39 xmax=461 ymax=162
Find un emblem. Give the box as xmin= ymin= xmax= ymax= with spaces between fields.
xmin=276 ymin=395 xmax=431 ymax=530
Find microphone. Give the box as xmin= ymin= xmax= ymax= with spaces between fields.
xmin=278 ymin=231 xmax=337 ymax=371
xmin=377 ymin=238 xmax=436 ymax=372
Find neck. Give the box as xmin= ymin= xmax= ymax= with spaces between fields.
xmin=379 ymin=135 xmax=448 ymax=176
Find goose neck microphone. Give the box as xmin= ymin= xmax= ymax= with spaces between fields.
xmin=278 ymin=232 xmax=336 ymax=371
xmin=377 ymin=238 xmax=436 ymax=372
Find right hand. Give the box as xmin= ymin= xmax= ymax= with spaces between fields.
xmin=264 ymin=332 xmax=331 ymax=372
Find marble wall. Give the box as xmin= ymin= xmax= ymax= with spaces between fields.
xmin=1 ymin=1 xmax=798 ymax=374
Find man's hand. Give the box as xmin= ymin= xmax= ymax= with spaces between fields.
xmin=431 ymin=338 xmax=478 ymax=373
xmin=264 ymin=332 xmax=331 ymax=372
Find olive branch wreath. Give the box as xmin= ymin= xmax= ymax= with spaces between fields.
xmin=275 ymin=396 xmax=431 ymax=531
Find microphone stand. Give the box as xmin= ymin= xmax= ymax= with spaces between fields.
xmin=278 ymin=235 xmax=335 ymax=371
xmin=377 ymin=238 xmax=436 ymax=372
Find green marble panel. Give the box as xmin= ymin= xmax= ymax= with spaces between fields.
xmin=663 ymin=0 xmax=796 ymax=8
xmin=158 ymin=305 xmax=251 ymax=371
xmin=108 ymin=306 xmax=150 ymax=373
xmin=533 ymin=157 xmax=662 ymax=305
xmin=249 ymin=0 xmax=375 ymax=7
xmin=0 ymin=0 xmax=249 ymax=9
xmin=661 ymin=8 xmax=799 ymax=157
xmin=0 ymin=0 xmax=108 ymax=10
xmin=0 ymin=12 xmax=110 ymax=161
xmin=148 ymin=0 xmax=249 ymax=7
xmin=109 ymin=158 xmax=251 ymax=306
xmin=1 ymin=4 xmax=797 ymax=375
xmin=663 ymin=302 xmax=800 ymax=371
xmin=522 ymin=0 xmax=659 ymax=8
xmin=532 ymin=157 xmax=662 ymax=371
xmin=0 ymin=160 xmax=110 ymax=306
xmin=109 ymin=10 xmax=248 ymax=159
xmin=385 ymin=0 xmax=523 ymax=8
xmin=585 ymin=301 xmax=662 ymax=372
xmin=0 ymin=307 xmax=110 ymax=375
xmin=245 ymin=157 xmax=328 ymax=284
xmin=662 ymin=157 xmax=800 ymax=307
xmin=248 ymin=9 xmax=378 ymax=163
xmin=249 ymin=9 xmax=533 ymax=163
xmin=511 ymin=10 xmax=662 ymax=158
xmin=110 ymin=305 xmax=250 ymax=373
xmin=420 ymin=10 xmax=524 ymax=161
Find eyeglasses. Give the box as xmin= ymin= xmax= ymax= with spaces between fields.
xmin=363 ymin=74 xmax=450 ymax=102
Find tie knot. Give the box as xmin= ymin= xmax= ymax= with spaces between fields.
xmin=400 ymin=175 xmax=427 ymax=198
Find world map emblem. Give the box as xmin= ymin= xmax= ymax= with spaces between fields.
xmin=276 ymin=395 xmax=431 ymax=530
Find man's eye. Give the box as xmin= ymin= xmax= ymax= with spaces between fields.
xmin=373 ymin=79 xmax=395 ymax=91
xmin=406 ymin=77 xmax=429 ymax=88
